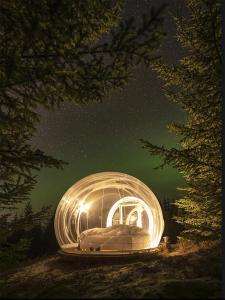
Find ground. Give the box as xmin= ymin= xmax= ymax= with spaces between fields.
xmin=0 ymin=241 xmax=221 ymax=299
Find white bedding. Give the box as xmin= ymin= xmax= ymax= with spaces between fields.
xmin=79 ymin=224 xmax=151 ymax=251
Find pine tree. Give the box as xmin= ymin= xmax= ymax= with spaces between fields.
xmin=23 ymin=205 xmax=54 ymax=258
xmin=24 ymin=201 xmax=33 ymax=218
xmin=0 ymin=213 xmax=31 ymax=269
xmin=0 ymin=1 xmax=166 ymax=210
xmin=1 ymin=203 xmax=53 ymax=264
xmin=42 ymin=210 xmax=59 ymax=255
xmin=162 ymin=197 xmax=182 ymax=243
xmin=141 ymin=0 xmax=221 ymax=240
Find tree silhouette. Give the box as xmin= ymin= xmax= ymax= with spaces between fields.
xmin=0 ymin=1 xmax=166 ymax=210
xmin=141 ymin=0 xmax=221 ymax=240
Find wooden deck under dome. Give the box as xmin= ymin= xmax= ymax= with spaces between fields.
xmin=58 ymin=245 xmax=161 ymax=263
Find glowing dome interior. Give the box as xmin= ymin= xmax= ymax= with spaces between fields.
xmin=54 ymin=172 xmax=164 ymax=251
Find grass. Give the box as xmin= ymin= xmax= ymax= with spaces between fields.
xmin=0 ymin=240 xmax=221 ymax=299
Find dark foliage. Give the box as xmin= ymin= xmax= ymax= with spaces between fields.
xmin=42 ymin=210 xmax=59 ymax=255
xmin=0 ymin=0 xmax=166 ymax=209
xmin=0 ymin=1 xmax=166 ymax=266
xmin=162 ymin=198 xmax=182 ymax=244
xmin=141 ymin=0 xmax=221 ymax=240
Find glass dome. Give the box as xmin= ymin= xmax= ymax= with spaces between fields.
xmin=54 ymin=172 xmax=164 ymax=251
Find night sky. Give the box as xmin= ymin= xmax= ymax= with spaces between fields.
xmin=31 ymin=0 xmax=187 ymax=211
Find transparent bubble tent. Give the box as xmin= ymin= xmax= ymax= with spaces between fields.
xmin=54 ymin=172 xmax=164 ymax=252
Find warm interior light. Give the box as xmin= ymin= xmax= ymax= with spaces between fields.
xmin=54 ymin=172 xmax=164 ymax=250
xmin=79 ymin=202 xmax=90 ymax=213
xmin=130 ymin=215 xmax=137 ymax=223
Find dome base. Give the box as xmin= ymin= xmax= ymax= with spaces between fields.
xmin=58 ymin=245 xmax=160 ymax=263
